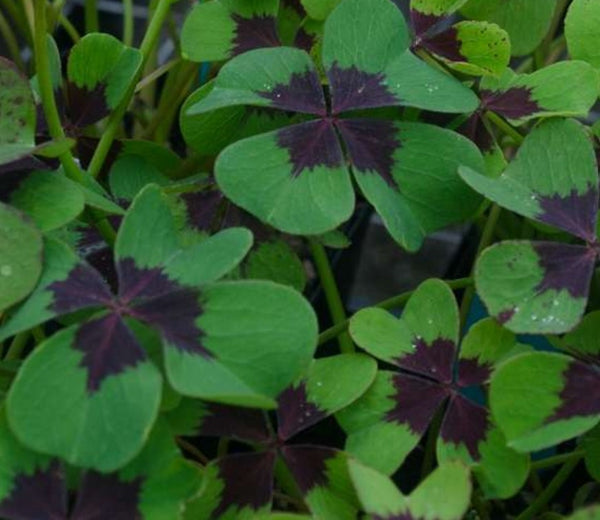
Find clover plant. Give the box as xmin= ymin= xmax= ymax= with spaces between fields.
xmin=1 ymin=0 xmax=600 ymax=517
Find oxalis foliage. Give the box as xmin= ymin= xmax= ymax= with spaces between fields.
xmin=0 ymin=0 xmax=600 ymax=518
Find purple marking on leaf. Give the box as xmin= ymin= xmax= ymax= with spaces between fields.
xmin=71 ymin=471 xmax=143 ymax=520
xmin=117 ymin=259 xmax=208 ymax=356
xmin=327 ymin=62 xmax=399 ymax=114
xmin=282 ymin=0 xmax=306 ymax=16
xmin=280 ymin=445 xmax=334 ymax=494
xmin=410 ymin=10 xmax=443 ymax=37
xmin=335 ymin=118 xmax=400 ymax=187
xmin=231 ymin=14 xmax=281 ymax=56
xmin=537 ymin=187 xmax=599 ymax=242
xmin=421 ymin=27 xmax=464 ymax=62
xmin=49 ymin=262 xmax=113 ymax=315
xmin=533 ymin=242 xmax=596 ymax=299
xmin=66 ymin=82 xmax=110 ymax=129
xmin=386 ymin=373 xmax=449 ymax=435
xmin=547 ymin=360 xmax=600 ymax=422
xmin=276 ymin=119 xmax=344 ymax=177
xmin=117 ymin=258 xmax=178 ymax=304
xmin=394 ymin=337 xmax=456 ymax=384
xmin=497 ymin=308 xmax=515 ymax=325
xmin=457 ymin=358 xmax=492 ymax=387
xmin=199 ymin=403 xmax=271 ymax=443
xmin=257 ymin=70 xmax=326 ymax=115
xmin=459 ymin=113 xmax=494 ymax=152
xmin=181 ymin=189 xmax=224 ymax=232
xmin=480 ymin=87 xmax=540 ymax=119
xmin=294 ymin=28 xmax=315 ymax=52
xmin=276 ymin=382 xmax=326 ymax=441
xmin=0 ymin=154 xmax=46 ymax=177
xmin=213 ymin=451 xmax=275 ymax=518
xmin=130 ymin=289 xmax=209 ymax=356
xmin=0 ymin=461 xmax=67 ymax=520
xmin=74 ymin=313 xmax=146 ymax=393
xmin=440 ymin=394 xmax=489 ymax=460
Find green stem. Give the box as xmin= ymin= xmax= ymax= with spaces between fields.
xmin=4 ymin=332 xmax=29 ymax=361
xmin=34 ymin=0 xmax=83 ymax=183
xmin=531 ymin=449 xmax=585 ymax=470
xmin=86 ymin=0 xmax=172 ymax=178
xmin=318 ymin=277 xmax=473 ymax=346
xmin=123 ymin=0 xmax=134 ymax=46
xmin=175 ymin=437 xmax=208 ymax=465
xmin=58 ymin=13 xmax=80 ymax=42
xmin=135 ymin=57 xmax=179 ymax=93
xmin=0 ymin=0 xmax=32 ymax=48
xmin=485 ymin=112 xmax=525 ymax=145
xmin=143 ymin=60 xmax=197 ymax=141
xmin=0 ymin=9 xmax=24 ymax=68
xmin=309 ymin=239 xmax=354 ymax=353
xmin=459 ymin=204 xmax=501 ymax=329
xmin=84 ymin=0 xmax=98 ymax=32
xmin=516 ymin=454 xmax=583 ymax=520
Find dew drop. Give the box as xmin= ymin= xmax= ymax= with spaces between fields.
xmin=0 ymin=265 xmax=12 ymax=276
xmin=316 ymin=381 xmax=323 ymax=387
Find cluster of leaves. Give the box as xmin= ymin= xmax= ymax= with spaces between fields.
xmin=1 ymin=0 xmax=600 ymax=518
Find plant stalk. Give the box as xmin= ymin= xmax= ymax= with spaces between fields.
xmin=531 ymin=449 xmax=585 ymax=470
xmin=86 ymin=0 xmax=173 ymax=178
xmin=33 ymin=0 xmax=83 ymax=183
xmin=485 ymin=112 xmax=525 ymax=145
xmin=84 ymin=0 xmax=98 ymax=32
xmin=4 ymin=332 xmax=29 ymax=361
xmin=309 ymin=239 xmax=354 ymax=353
xmin=123 ymin=0 xmax=134 ymax=46
xmin=516 ymin=454 xmax=583 ymax=520
xmin=459 ymin=204 xmax=501 ymax=330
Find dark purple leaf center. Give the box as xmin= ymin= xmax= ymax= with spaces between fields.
xmin=231 ymin=14 xmax=281 ymax=56
xmin=74 ymin=313 xmax=146 ymax=393
xmin=71 ymin=472 xmax=143 ymax=520
xmin=0 ymin=461 xmax=67 ymax=520
xmin=480 ymin=87 xmax=540 ymax=119
xmin=386 ymin=336 xmax=491 ymax=459
xmin=257 ymin=69 xmax=326 ymax=116
xmin=213 ymin=451 xmax=276 ymax=517
xmin=533 ymin=243 xmax=596 ymax=299
xmin=276 ymin=382 xmax=326 ymax=441
xmin=537 ymin=187 xmax=599 ymax=242
xmin=327 ymin=62 xmax=398 ymax=114
xmin=547 ymin=360 xmax=600 ymax=422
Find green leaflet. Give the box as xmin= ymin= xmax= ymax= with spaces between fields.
xmin=9 ymin=170 xmax=85 ymax=232
xmin=349 ymin=460 xmax=472 ymax=520
xmin=165 ymin=280 xmax=318 ymax=408
xmin=0 ymin=203 xmax=43 ymax=313
xmin=566 ymin=0 xmax=600 ymax=68
xmin=67 ymin=33 xmax=143 ymax=110
xmin=461 ymin=0 xmax=557 ymax=56
xmin=181 ymin=0 xmax=280 ymax=62
xmin=490 ymin=352 xmax=600 ymax=452
xmin=244 ymin=239 xmax=307 ymax=291
xmin=6 ymin=324 xmax=162 ymax=471
xmin=443 ymin=21 xmax=511 ymax=76
xmin=0 ymin=58 xmax=36 ymax=165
